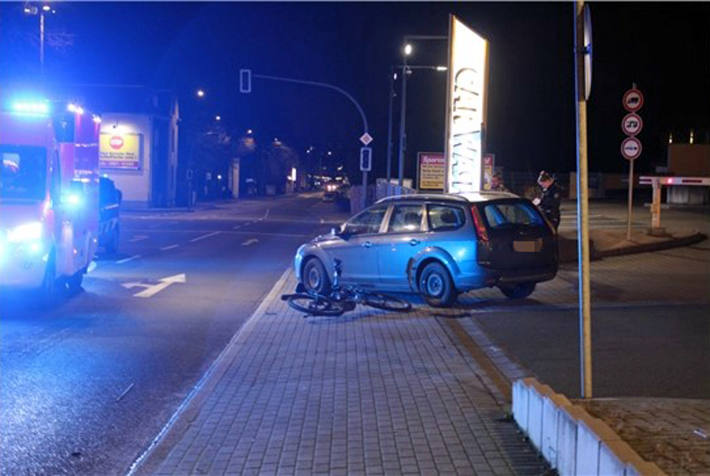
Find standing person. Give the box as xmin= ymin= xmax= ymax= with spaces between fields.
xmin=532 ymin=170 xmax=562 ymax=230
xmin=490 ymin=172 xmax=510 ymax=192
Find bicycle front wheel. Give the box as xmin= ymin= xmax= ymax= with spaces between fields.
xmin=287 ymin=293 xmax=344 ymax=316
xmin=363 ymin=292 xmax=412 ymax=312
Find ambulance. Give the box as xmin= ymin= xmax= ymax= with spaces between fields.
xmin=0 ymin=96 xmax=100 ymax=305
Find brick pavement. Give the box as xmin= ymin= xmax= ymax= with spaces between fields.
xmin=140 ymin=271 xmax=548 ymax=475
xmin=579 ymin=398 xmax=710 ymax=475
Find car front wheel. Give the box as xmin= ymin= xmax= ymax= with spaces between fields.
xmin=419 ymin=262 xmax=456 ymax=307
xmin=302 ymin=258 xmax=331 ymax=295
xmin=498 ymin=282 xmax=536 ymax=299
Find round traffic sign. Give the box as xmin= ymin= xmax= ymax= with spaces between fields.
xmin=622 ymin=88 xmax=644 ymax=112
xmin=621 ymin=136 xmax=642 ymax=160
xmin=621 ymin=113 xmax=643 ymax=136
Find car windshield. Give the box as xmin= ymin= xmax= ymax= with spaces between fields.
xmin=482 ymin=201 xmax=543 ymax=228
xmin=0 ymin=145 xmax=47 ymax=201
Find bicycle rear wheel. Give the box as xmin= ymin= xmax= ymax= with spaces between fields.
xmin=287 ymin=293 xmax=345 ymax=316
xmin=363 ymin=292 xmax=412 ymax=312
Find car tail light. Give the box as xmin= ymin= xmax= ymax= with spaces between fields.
xmin=470 ymin=206 xmax=489 ymax=242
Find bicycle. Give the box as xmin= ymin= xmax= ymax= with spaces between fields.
xmin=282 ymin=259 xmax=412 ymax=316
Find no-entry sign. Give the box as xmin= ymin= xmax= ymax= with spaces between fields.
xmin=621 ymin=113 xmax=643 ymax=136
xmin=621 ymin=136 xmax=642 ymax=160
xmin=622 ymin=88 xmax=644 ymax=112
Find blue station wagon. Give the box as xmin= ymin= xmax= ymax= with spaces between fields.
xmin=294 ymin=192 xmax=558 ymax=307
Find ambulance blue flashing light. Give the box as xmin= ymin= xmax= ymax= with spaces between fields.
xmin=10 ymin=100 xmax=50 ymax=116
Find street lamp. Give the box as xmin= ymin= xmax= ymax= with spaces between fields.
xmin=196 ymin=89 xmax=205 ymax=98
xmin=395 ymin=35 xmax=448 ymax=187
xmin=23 ymin=2 xmax=56 ymax=75
xmin=215 ymin=115 xmax=221 ymax=121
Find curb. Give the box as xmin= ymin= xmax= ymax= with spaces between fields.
xmin=512 ymin=378 xmax=666 ymax=475
xmin=558 ymin=232 xmax=707 ymax=263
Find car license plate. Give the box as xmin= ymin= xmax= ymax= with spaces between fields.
xmin=513 ymin=239 xmax=542 ymax=252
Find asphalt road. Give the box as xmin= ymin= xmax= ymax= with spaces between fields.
xmin=461 ymin=202 xmax=710 ymax=399
xmin=1 ymin=195 xmax=707 ymax=473
xmin=0 ymin=194 xmax=341 ymax=475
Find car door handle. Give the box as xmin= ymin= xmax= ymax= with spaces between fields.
xmin=362 ymin=241 xmax=372 ymax=248
xmin=409 ymin=239 xmax=420 ymax=246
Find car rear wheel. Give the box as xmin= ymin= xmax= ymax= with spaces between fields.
xmin=499 ymin=282 xmax=536 ymax=299
xmin=419 ymin=262 xmax=456 ymax=307
xmin=302 ymin=258 xmax=331 ymax=295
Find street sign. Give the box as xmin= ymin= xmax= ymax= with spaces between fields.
xmin=621 ymin=113 xmax=643 ymax=136
xmin=359 ymin=147 xmax=372 ymax=172
xmin=359 ymin=132 xmax=373 ymax=146
xmin=621 ymin=136 xmax=642 ymax=160
xmin=583 ymin=4 xmax=593 ymax=101
xmin=622 ymin=88 xmax=644 ymax=112
xmin=239 ymin=69 xmax=252 ymax=93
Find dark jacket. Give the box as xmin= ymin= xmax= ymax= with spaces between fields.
xmin=539 ymin=181 xmax=562 ymax=228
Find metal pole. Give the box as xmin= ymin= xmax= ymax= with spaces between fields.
xmin=386 ymin=67 xmax=395 ymax=184
xmin=40 ymin=11 xmax=45 ymax=75
xmin=362 ymin=171 xmax=368 ymax=210
xmin=574 ymin=0 xmax=593 ymax=399
xmin=397 ymin=59 xmax=408 ymax=187
xmin=626 ymin=158 xmax=634 ymax=240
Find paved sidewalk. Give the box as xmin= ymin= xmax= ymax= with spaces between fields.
xmin=135 ymin=271 xmax=547 ymax=475
xmin=579 ymin=398 xmax=710 ymax=475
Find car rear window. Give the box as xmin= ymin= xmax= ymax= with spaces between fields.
xmin=482 ymin=201 xmax=543 ymax=229
xmin=427 ymin=204 xmax=465 ymax=232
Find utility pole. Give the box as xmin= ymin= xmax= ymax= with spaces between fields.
xmin=574 ymin=0 xmax=593 ymax=399
xmin=397 ymin=56 xmax=408 ymax=187
xmin=386 ymin=67 xmax=395 ymax=183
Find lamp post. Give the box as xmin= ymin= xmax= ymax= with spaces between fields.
xmin=387 ymin=64 xmax=447 ymax=187
xmin=23 ymin=3 xmax=55 ymax=75
xmin=396 ymin=35 xmax=448 ymax=188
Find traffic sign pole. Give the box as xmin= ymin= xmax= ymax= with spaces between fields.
xmin=574 ymin=0 xmax=593 ymax=399
xmin=627 ymin=158 xmax=634 ymax=240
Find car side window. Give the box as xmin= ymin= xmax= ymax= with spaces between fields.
xmin=388 ymin=204 xmax=424 ymax=233
xmin=344 ymin=205 xmax=387 ymax=235
xmin=427 ymin=205 xmax=465 ymax=232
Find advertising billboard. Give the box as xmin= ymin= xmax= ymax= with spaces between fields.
xmin=417 ymin=152 xmax=445 ymax=190
xmin=444 ymin=15 xmax=489 ymax=194
xmin=99 ymin=132 xmax=143 ymax=170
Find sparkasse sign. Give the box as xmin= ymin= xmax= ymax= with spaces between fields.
xmin=444 ymin=15 xmax=489 ymax=194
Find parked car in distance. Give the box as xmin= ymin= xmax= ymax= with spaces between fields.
xmin=294 ymin=192 xmax=558 ymax=307
xmin=322 ymin=180 xmax=343 ymax=201
xmin=98 ymin=177 xmax=122 ymax=254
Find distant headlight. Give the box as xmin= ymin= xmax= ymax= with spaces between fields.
xmin=7 ymin=222 xmax=43 ymax=243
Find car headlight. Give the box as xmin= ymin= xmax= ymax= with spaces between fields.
xmin=7 ymin=222 xmax=43 ymax=243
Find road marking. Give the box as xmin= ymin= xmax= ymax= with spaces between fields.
xmin=126 ymin=268 xmax=291 ymax=476
xmin=160 ymin=244 xmax=179 ymax=251
xmin=129 ymin=235 xmax=149 ymax=242
xmin=116 ymin=383 xmax=135 ymax=402
xmin=87 ymin=261 xmax=97 ymax=273
xmin=131 ymin=229 xmax=311 ymax=238
xmin=233 ymin=225 xmax=242 ymax=230
xmin=189 ymin=231 xmax=221 ymax=242
xmin=320 ymin=218 xmax=325 ymax=224
xmin=242 ymin=238 xmax=259 ymax=246
xmin=258 ymin=208 xmax=270 ymax=221
xmin=122 ymin=273 xmax=186 ymax=298
xmin=116 ymin=255 xmax=141 ymax=264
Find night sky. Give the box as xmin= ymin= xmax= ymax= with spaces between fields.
xmin=1 ymin=2 xmax=708 ymax=179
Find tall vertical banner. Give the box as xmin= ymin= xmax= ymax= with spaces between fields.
xmin=444 ymin=15 xmax=489 ymax=194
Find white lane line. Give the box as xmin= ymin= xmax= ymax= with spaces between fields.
xmin=160 ymin=244 xmax=180 ymax=251
xmin=129 ymin=235 xmax=149 ymax=242
xmin=233 ymin=225 xmax=242 ymax=230
xmin=126 ymin=267 xmax=292 ymax=475
xmin=189 ymin=231 xmax=221 ymax=242
xmin=242 ymin=238 xmax=259 ymax=246
xmin=258 ymin=208 xmax=270 ymax=221
xmin=116 ymin=254 xmax=141 ymax=264
xmin=130 ymin=229 xmax=311 ymax=238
